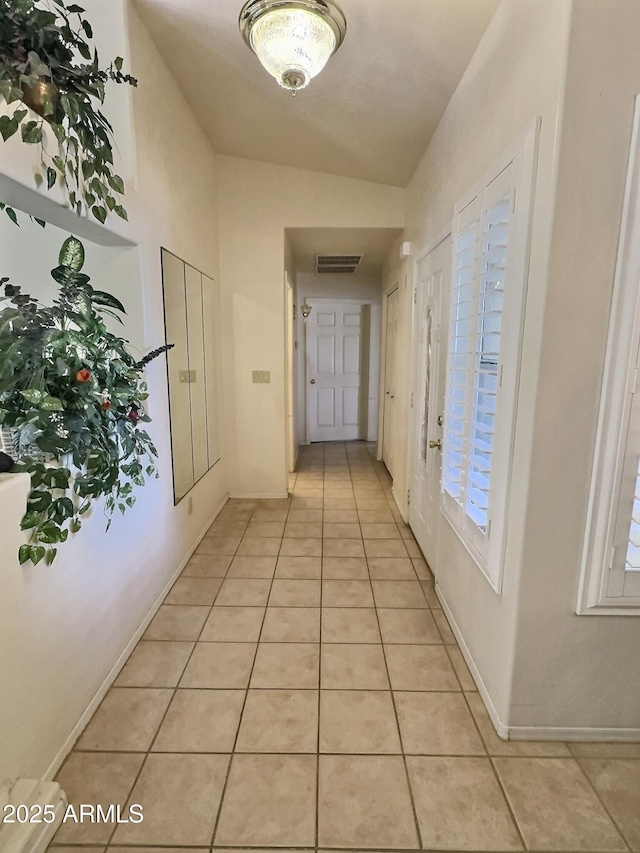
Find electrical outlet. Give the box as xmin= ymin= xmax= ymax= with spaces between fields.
xmin=252 ymin=370 xmax=271 ymax=384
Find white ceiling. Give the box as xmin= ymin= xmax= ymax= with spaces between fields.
xmin=287 ymin=227 xmax=403 ymax=276
xmin=132 ymin=0 xmax=500 ymax=187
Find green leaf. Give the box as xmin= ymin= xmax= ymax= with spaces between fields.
xmin=58 ymin=236 xmax=85 ymax=271
xmin=47 ymin=167 xmax=57 ymax=189
xmin=21 ymin=120 xmax=43 ymax=144
xmin=31 ymin=546 xmax=46 ymax=565
xmin=81 ymin=19 xmax=93 ymax=38
xmin=21 ymin=511 xmax=42 ymax=529
xmin=107 ymin=174 xmax=125 ymax=194
xmin=44 ymin=547 xmax=58 ymax=566
xmin=51 ymin=125 xmax=66 ymax=145
xmin=20 ymin=389 xmax=44 ymax=404
xmin=0 ymin=115 xmax=18 ymax=141
xmin=78 ymin=42 xmax=91 ymax=61
xmin=92 ymin=205 xmax=107 ymax=224
xmin=34 ymin=218 xmax=46 ymax=228
xmin=5 ymin=207 xmax=18 ymax=226
xmin=60 ymin=94 xmax=79 ymax=123
xmin=91 ymin=290 xmax=126 ymax=313
xmin=114 ymin=205 xmax=128 ymax=221
xmin=114 ymin=57 xmax=124 ymax=71
xmin=41 ymin=395 xmax=64 ymax=411
xmin=18 ymin=544 xmax=31 ymax=565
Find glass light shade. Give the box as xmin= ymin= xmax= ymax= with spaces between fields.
xmin=250 ymin=8 xmax=337 ymax=90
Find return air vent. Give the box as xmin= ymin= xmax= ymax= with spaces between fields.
xmin=315 ymin=254 xmax=363 ymax=274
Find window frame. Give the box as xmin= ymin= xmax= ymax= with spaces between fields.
xmin=442 ymin=121 xmax=540 ymax=593
xmin=578 ymin=95 xmax=640 ymax=615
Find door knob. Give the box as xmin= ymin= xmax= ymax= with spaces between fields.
xmin=310 ymin=379 xmax=316 ymax=384
xmin=429 ymin=439 xmax=442 ymax=450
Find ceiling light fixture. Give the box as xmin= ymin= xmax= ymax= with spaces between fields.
xmin=239 ymin=0 xmax=347 ymax=93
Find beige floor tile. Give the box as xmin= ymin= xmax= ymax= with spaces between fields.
xmin=180 ymin=642 xmax=256 ymax=688
xmin=322 ymin=579 xmax=374 ymax=607
xmin=261 ymin=607 xmax=321 ymax=642
xmin=579 ymin=758 xmax=640 ymax=850
xmin=112 ymin=753 xmax=229 ymax=847
xmin=181 ymin=554 xmax=232 ymax=577
xmin=355 ymin=498 xmax=391 ymax=510
xmin=200 ymin=606 xmax=265 ymax=642
xmin=251 ymin=508 xmax=289 ymax=522
xmin=447 ymin=646 xmax=477 ymax=690
xmin=54 ymin=752 xmax=144 ymax=844
xmin=466 ymin=693 xmax=572 ymax=756
xmin=359 ymin=522 xmax=400 ymax=539
xmin=151 ymin=689 xmax=243 ymax=753
xmin=276 ymin=555 xmax=322 ymax=578
xmin=372 ymin=580 xmax=428 ymax=608
xmin=245 ymin=521 xmax=285 ymax=538
xmin=206 ymin=520 xmax=248 ymax=537
xmin=215 ymin=578 xmax=271 ymax=606
xmin=320 ymin=690 xmax=401 ymax=754
xmin=324 ymin=497 xmax=357 ymax=509
xmin=318 ymin=754 xmax=419 ymax=849
xmin=143 ymin=605 xmax=209 ymax=641
xmin=570 ymin=742 xmax=640 ymax=758
xmin=323 ymin=522 xmax=362 ymax=539
xmin=251 ymin=642 xmax=320 ymax=688
xmin=164 ymin=577 xmax=222 ymax=606
xmin=284 ymin=521 xmax=323 ymax=538
xmin=396 ymin=692 xmax=485 ymax=755
xmin=324 ymin=509 xmax=359 ymax=524
xmin=194 ymin=536 xmax=241 ymax=556
xmin=411 ymin=557 xmax=431 ymax=580
xmin=236 ymin=689 xmax=319 ymax=752
xmin=494 ymin=757 xmax=626 ymax=851
xmin=290 ymin=497 xmax=323 ymax=510
xmin=269 ymin=578 xmax=321 ymax=607
xmin=75 ymin=688 xmax=172 ymax=752
xmin=115 ymin=641 xmax=194 ymax=688
xmin=323 ymin=538 xmax=365 ymax=558
xmin=287 ymin=508 xmax=323 ymax=523
xmin=407 ymin=756 xmax=523 ymax=851
xmin=421 ymin=579 xmax=441 ymax=608
xmin=106 ymin=848 xmax=205 ymax=852
xmin=364 ymin=539 xmax=408 ymax=559
xmin=235 ymin=537 xmax=281 ymax=556
xmin=321 ymin=644 xmax=389 ymax=690
xmin=48 ymin=848 xmax=107 ymax=853
xmin=367 ymin=557 xmax=416 ymax=580
xmin=215 ymin=754 xmax=316 ymax=847
xmin=378 ymin=608 xmax=441 ymax=643
xmin=279 ymin=537 xmax=322 ymax=557
xmin=322 ymin=556 xmax=369 ymax=579
xmin=385 ymin=644 xmax=459 ymax=691
xmin=358 ymin=508 xmax=395 ymax=523
xmin=433 ymin=609 xmax=457 ymax=643
xmin=256 ymin=498 xmax=291 ymax=509
xmin=321 ymin=608 xmax=381 ymax=643
xmin=404 ymin=540 xmax=423 ymax=559
xmin=226 ymin=555 xmax=277 ymax=578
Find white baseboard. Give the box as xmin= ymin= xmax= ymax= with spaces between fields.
xmin=0 ymin=779 xmax=66 ymax=853
xmin=43 ymin=493 xmax=229 ymax=781
xmin=436 ymin=583 xmax=510 ymax=739
xmin=437 ymin=583 xmax=640 ymax=743
xmin=390 ymin=486 xmax=409 ymax=524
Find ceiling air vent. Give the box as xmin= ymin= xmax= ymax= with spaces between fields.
xmin=315 ymin=254 xmax=363 ymax=274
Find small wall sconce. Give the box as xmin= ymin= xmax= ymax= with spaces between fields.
xmin=301 ymin=301 xmax=312 ymax=320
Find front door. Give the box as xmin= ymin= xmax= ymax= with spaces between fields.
xmin=307 ymin=300 xmax=362 ymax=442
xmin=409 ymin=237 xmax=450 ymax=569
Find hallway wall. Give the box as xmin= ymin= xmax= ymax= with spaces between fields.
xmin=382 ymin=0 xmax=573 ymax=728
xmin=0 ymin=0 xmax=227 ymax=783
xmin=216 ymin=156 xmax=404 ymax=498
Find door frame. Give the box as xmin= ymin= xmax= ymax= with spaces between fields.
xmin=378 ymin=282 xmax=400 ymax=462
xmin=284 ymin=273 xmax=297 ymax=473
xmin=303 ymin=297 xmax=379 ymax=445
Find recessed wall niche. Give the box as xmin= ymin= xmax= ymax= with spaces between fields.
xmin=161 ymin=248 xmax=221 ymax=502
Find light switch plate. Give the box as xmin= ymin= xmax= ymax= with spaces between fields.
xmin=252 ymin=370 xmax=271 ymax=384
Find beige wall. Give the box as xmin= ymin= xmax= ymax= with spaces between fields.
xmin=0 ymin=0 xmax=227 ymax=783
xmin=511 ymin=0 xmax=640 ymax=733
xmin=385 ymin=0 xmax=572 ymax=724
xmin=216 ymin=156 xmax=404 ymax=497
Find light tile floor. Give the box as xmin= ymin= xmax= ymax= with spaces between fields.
xmin=49 ymin=442 xmax=640 ymax=852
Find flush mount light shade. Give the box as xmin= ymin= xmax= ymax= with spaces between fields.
xmin=239 ymin=0 xmax=346 ymax=91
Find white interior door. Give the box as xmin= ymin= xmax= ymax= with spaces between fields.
xmin=307 ymin=301 xmax=362 ymax=442
xmin=409 ymin=237 xmax=451 ymax=569
xmin=382 ymin=287 xmax=399 ymax=474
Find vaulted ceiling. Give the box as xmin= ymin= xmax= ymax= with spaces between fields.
xmin=133 ymin=0 xmax=500 ymax=187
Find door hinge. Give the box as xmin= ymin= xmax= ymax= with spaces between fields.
xmin=413 ymin=287 xmax=417 ymax=304
xmin=633 ymin=367 xmax=638 ymax=395
xmin=512 ymin=188 xmax=517 ymax=214
xmin=407 ymin=489 xmax=411 ymax=505
xmin=499 ymin=364 xmax=504 ymax=387
xmin=410 ymin=392 xmax=414 ymax=408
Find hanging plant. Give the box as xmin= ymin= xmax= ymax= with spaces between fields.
xmin=0 ymin=235 xmax=173 ymax=566
xmin=0 ymin=0 xmax=137 ymax=225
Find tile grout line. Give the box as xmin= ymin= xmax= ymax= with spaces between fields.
xmin=314 ymin=438 xmax=326 ymax=851
xmin=571 ymin=755 xmax=633 ymax=852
